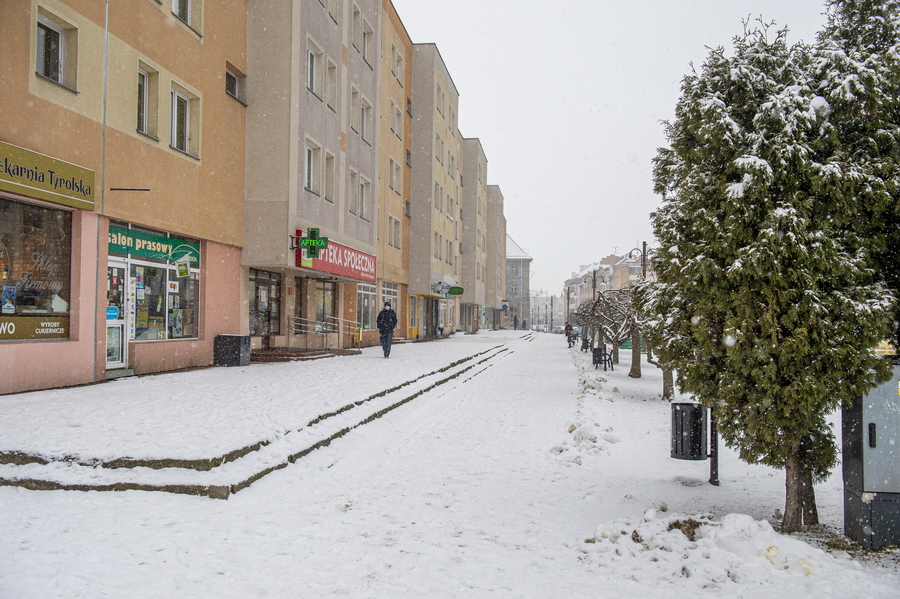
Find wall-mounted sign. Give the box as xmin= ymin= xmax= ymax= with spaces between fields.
xmin=106 ymin=306 xmax=119 ymax=320
xmin=0 ymin=141 xmax=94 ymax=210
xmin=448 ymin=286 xmax=464 ymax=296
xmin=108 ymin=225 xmax=200 ymax=265
xmin=433 ymin=282 xmax=450 ymax=294
xmin=0 ymin=316 xmax=69 ymax=340
xmin=295 ymin=230 xmax=376 ymax=283
xmin=291 ymin=228 xmax=329 ymax=259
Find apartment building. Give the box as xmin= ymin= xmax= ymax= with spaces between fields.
xmin=376 ymin=0 xmax=412 ymax=338
xmin=408 ymin=43 xmax=461 ymax=338
xmin=459 ymin=138 xmax=488 ymax=333
xmin=1 ymin=0 xmax=246 ymax=394
xmin=505 ymin=235 xmax=531 ymax=329
xmin=485 ymin=185 xmax=507 ymax=330
xmin=244 ymin=0 xmax=381 ymax=351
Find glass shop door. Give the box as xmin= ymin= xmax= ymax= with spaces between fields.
xmin=106 ymin=262 xmax=128 ymax=368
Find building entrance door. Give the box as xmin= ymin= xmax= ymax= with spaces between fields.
xmin=106 ymin=262 xmax=128 ymax=368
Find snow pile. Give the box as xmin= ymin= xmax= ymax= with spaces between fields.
xmin=581 ymin=510 xmax=872 ymax=592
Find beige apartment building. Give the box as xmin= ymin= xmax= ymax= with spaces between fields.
xmin=459 ymin=137 xmax=488 ymax=332
xmin=485 ymin=185 xmax=507 ymax=329
xmin=408 ymin=43 xmax=461 ymax=338
xmin=1 ymin=0 xmax=246 ymax=394
xmin=244 ymin=0 xmax=382 ymax=351
xmin=376 ymin=0 xmax=412 ymax=337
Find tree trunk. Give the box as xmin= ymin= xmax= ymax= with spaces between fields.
xmin=612 ymin=343 xmax=619 ymax=364
xmin=629 ymin=327 xmax=641 ymax=378
xmin=800 ymin=463 xmax=819 ymax=526
xmin=662 ymin=368 xmax=673 ymax=400
xmin=782 ymin=451 xmax=804 ymax=533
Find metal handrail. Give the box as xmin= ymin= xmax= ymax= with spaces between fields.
xmin=288 ymin=315 xmax=362 ymax=349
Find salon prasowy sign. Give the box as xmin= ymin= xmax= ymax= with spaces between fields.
xmin=108 ymin=226 xmax=200 ymax=265
xmin=0 ymin=141 xmax=94 ymax=210
xmin=295 ymin=229 xmax=376 ymax=283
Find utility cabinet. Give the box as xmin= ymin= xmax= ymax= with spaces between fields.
xmin=843 ymin=362 xmax=900 ymax=550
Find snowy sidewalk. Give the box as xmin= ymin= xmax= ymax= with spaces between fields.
xmin=0 ymin=331 xmax=528 ymax=498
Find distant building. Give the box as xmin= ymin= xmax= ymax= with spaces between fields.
xmin=505 ymin=236 xmax=532 ymax=328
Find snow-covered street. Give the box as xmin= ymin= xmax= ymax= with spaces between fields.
xmin=1 ymin=330 xmax=898 ymax=597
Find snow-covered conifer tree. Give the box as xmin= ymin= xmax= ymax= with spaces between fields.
xmin=636 ymin=20 xmax=895 ymax=533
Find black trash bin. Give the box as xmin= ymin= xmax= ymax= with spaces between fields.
xmin=671 ymin=402 xmax=707 ymax=460
xmin=214 ymin=334 xmax=250 ymax=367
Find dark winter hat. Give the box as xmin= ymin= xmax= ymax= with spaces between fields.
xmin=384 ymin=302 xmax=391 ymax=308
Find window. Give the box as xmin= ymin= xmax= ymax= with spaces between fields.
xmin=349 ymin=170 xmax=359 ymax=214
xmin=249 ymin=269 xmax=281 ymax=336
xmin=0 ymin=198 xmax=72 ymax=339
xmin=392 ymin=160 xmax=402 ymax=193
xmin=434 ymin=232 xmax=440 ymax=259
xmin=173 ymin=0 xmax=189 ymax=22
xmin=446 ymin=240 xmax=453 ymax=264
xmin=305 ymin=140 xmax=321 ymax=194
xmin=352 ymin=6 xmax=362 ymax=50
xmin=170 ymin=87 xmax=198 ymax=156
xmin=435 ymin=134 xmax=443 ymax=163
xmin=434 ymin=183 xmax=442 ymax=211
xmin=362 ymin=20 xmax=374 ymax=64
xmin=382 ymin=281 xmax=398 ymax=309
xmin=327 ymin=0 xmax=340 ymax=23
xmin=36 ymin=12 xmax=76 ymax=89
xmin=395 ymin=54 xmax=404 ymax=86
xmin=359 ymin=177 xmax=371 ymax=220
xmin=137 ymin=69 xmax=149 ymax=133
xmin=436 ymin=83 xmax=444 ymax=115
xmin=389 ymin=158 xmax=396 ymax=191
xmin=391 ymin=103 xmax=403 ymax=139
xmin=350 ymin=86 xmax=360 ymax=132
xmin=315 ymin=280 xmax=336 ymax=324
xmin=388 ymin=215 xmax=401 ymax=249
xmin=225 ymin=68 xmax=245 ymax=103
xmin=406 ymin=150 xmax=412 ymax=167
xmin=324 ymin=153 xmax=335 ymax=202
xmin=137 ymin=64 xmax=159 ymax=138
xmin=171 ymin=89 xmax=189 ymax=152
xmin=360 ymin=97 xmax=372 ymax=142
xmin=172 ymin=0 xmax=201 ymax=30
xmin=326 ymin=59 xmax=338 ymax=110
xmin=357 ymin=283 xmax=376 ymax=330
xmin=307 ymin=40 xmax=323 ymax=97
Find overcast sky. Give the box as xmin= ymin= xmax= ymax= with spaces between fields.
xmin=390 ymin=0 xmax=831 ymax=294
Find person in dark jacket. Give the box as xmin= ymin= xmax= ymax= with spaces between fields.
xmin=376 ymin=301 xmax=398 ymax=358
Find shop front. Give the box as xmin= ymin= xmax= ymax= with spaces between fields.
xmin=0 ymin=140 xmax=98 ymax=395
xmin=106 ymin=224 xmax=201 ymax=374
xmin=287 ymin=229 xmax=377 ymax=350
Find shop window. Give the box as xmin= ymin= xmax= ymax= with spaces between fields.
xmin=107 ymin=224 xmax=201 ymax=341
xmin=249 ymin=268 xmax=281 ymax=335
xmin=356 ymin=283 xmax=376 ymax=330
xmin=0 ymin=198 xmax=72 ymax=340
xmin=315 ymin=280 xmax=336 ymax=326
xmin=381 ymin=281 xmax=398 ymax=309
xmin=131 ymin=264 xmax=199 ymax=340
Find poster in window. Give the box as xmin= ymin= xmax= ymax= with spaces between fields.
xmin=1 ymin=286 xmax=15 ymax=314
xmin=106 ymin=326 xmax=122 ymax=362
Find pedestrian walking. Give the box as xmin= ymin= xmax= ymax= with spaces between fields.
xmin=565 ymin=322 xmax=574 ymax=347
xmin=377 ymin=301 xmax=398 ymax=358
xmin=513 ymin=315 xmax=518 ymax=330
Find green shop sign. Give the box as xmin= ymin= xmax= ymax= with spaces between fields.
xmin=448 ymin=286 xmax=464 ymax=296
xmin=0 ymin=140 xmax=94 ymax=211
xmin=108 ymin=225 xmax=200 ymax=265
